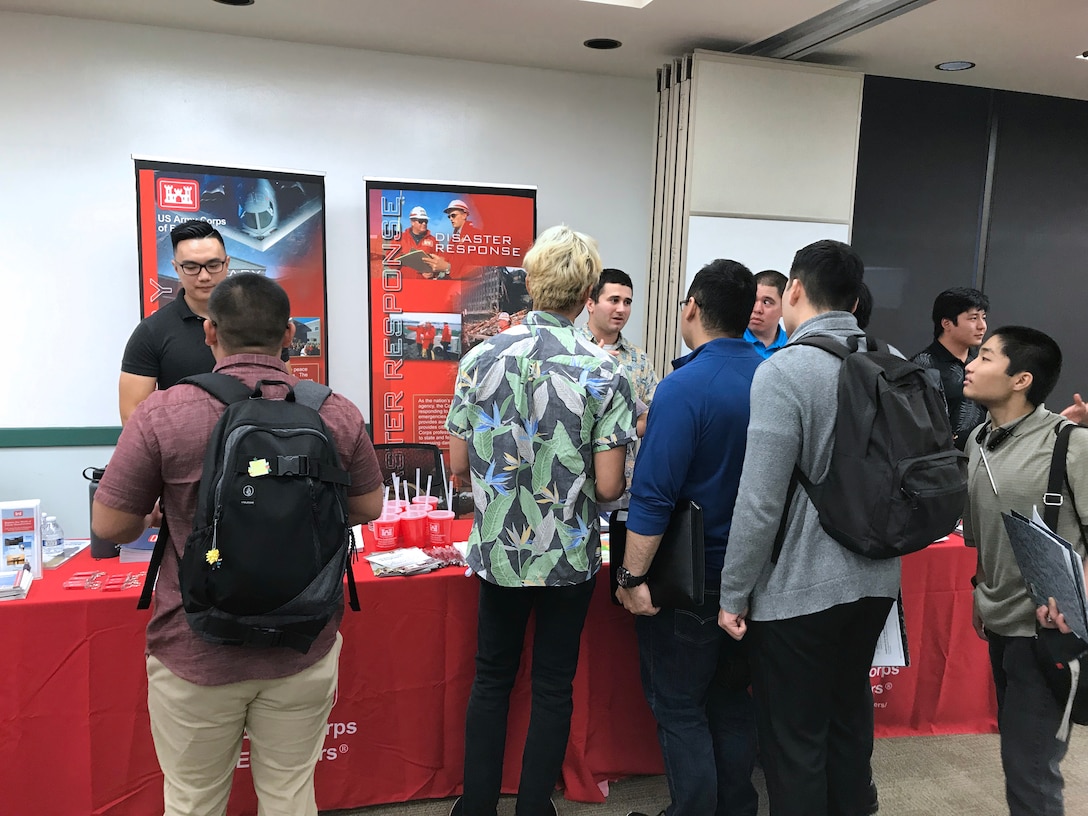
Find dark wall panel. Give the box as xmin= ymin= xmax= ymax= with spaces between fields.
xmin=852 ymin=76 xmax=992 ymax=357
xmin=982 ymin=92 xmax=1088 ymax=410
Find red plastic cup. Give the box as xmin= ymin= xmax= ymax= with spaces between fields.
xmin=385 ymin=500 xmax=409 ymax=515
xmin=427 ymin=510 xmax=456 ymax=546
xmin=373 ymin=515 xmax=401 ymax=551
xmin=400 ymin=510 xmax=428 ymax=549
xmin=411 ymin=496 xmax=439 ymax=512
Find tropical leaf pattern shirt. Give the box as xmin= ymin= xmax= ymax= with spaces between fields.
xmin=447 ymin=311 xmax=637 ymax=587
xmin=579 ymin=327 xmax=660 ymax=509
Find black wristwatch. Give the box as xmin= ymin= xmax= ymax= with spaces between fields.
xmin=616 ymin=566 xmax=648 ymax=589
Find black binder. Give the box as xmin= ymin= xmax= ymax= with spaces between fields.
xmin=609 ymin=501 xmax=704 ymax=609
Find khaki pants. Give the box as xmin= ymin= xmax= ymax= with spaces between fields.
xmin=146 ymin=633 xmax=342 ymax=816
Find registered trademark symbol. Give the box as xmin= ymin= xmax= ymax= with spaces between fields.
xmin=339 ymin=744 xmax=348 ymax=753
xmin=885 ymin=682 xmax=893 ymax=690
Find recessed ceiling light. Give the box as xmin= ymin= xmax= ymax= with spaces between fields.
xmin=936 ymin=61 xmax=975 ymax=72
xmin=580 ymin=0 xmax=655 ymax=7
xmin=584 ymin=38 xmax=623 ymax=50
xmin=214 ymin=0 xmax=255 ymax=6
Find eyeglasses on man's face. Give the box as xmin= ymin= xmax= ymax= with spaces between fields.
xmin=679 ymin=296 xmax=701 ymax=309
xmin=176 ymin=259 xmax=227 ymax=276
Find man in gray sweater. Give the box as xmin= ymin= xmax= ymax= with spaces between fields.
xmin=718 ymin=240 xmax=900 ymax=816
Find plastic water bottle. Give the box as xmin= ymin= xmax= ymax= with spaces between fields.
xmin=42 ymin=516 xmax=65 ymax=558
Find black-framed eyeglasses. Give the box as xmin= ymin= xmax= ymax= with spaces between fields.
xmin=410 ymin=218 xmax=428 ymax=224
xmin=679 ymin=296 xmax=701 ymax=309
xmin=177 ymin=258 xmax=227 ymax=276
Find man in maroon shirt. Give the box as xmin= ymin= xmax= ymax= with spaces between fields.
xmin=93 ymin=274 xmax=383 ymax=816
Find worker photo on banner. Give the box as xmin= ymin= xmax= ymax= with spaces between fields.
xmin=365 ymin=179 xmax=536 ymax=450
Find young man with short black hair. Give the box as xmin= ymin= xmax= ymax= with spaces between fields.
xmin=95 ymin=274 xmax=384 ymax=816
xmin=744 ymin=269 xmax=788 ymax=359
xmin=118 ymin=220 xmax=231 ymax=423
xmin=719 ymin=240 xmax=899 ymax=816
xmin=582 ymin=267 xmax=659 ymax=509
xmin=618 ymin=258 xmax=761 ymax=816
xmin=962 ymin=325 xmax=1088 ymax=816
xmin=911 ymin=287 xmax=990 ymax=449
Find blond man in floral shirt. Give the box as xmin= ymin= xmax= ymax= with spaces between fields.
xmin=446 ymin=225 xmax=636 ymax=816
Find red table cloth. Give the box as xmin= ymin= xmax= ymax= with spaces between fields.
xmin=0 ymin=529 xmax=994 ymax=815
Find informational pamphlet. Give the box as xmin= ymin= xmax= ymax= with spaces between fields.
xmin=1 ymin=499 xmax=42 ymax=579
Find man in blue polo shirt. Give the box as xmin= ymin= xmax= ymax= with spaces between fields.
xmin=616 ymin=259 xmax=761 ymax=816
xmin=743 ymin=269 xmax=788 ymax=359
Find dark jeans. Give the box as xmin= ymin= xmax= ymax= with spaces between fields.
xmin=462 ymin=576 xmax=596 ymax=816
xmin=747 ymin=596 xmax=893 ymax=816
xmin=635 ymin=592 xmax=758 ymax=816
xmin=988 ymin=633 xmax=1068 ymax=816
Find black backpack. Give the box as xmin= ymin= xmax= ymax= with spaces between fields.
xmin=138 ymin=373 xmax=359 ymax=653
xmin=773 ymin=334 xmax=968 ymax=562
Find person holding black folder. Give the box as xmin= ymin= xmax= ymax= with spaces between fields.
xmin=960 ymin=326 xmax=1088 ymax=816
xmin=616 ymin=260 xmax=761 ymax=816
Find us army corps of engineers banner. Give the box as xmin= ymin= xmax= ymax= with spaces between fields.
xmin=134 ymin=157 xmax=329 ymax=382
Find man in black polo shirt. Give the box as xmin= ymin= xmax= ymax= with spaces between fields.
xmin=910 ymin=287 xmax=989 ymax=450
xmin=119 ymin=220 xmax=229 ymax=423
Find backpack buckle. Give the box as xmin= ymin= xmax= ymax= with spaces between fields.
xmin=1043 ymin=492 xmax=1064 ymax=507
xmin=277 ymin=455 xmax=310 ymax=476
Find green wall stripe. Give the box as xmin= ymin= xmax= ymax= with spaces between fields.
xmin=0 ymin=427 xmax=122 ymax=448
xmin=0 ymin=424 xmax=372 ymax=448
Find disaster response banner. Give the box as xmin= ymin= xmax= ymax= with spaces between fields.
xmin=366 ymin=179 xmax=537 ymax=449
xmin=134 ymin=158 xmax=329 ymax=382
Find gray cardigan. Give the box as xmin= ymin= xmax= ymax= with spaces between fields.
xmin=719 ymin=311 xmax=901 ymax=620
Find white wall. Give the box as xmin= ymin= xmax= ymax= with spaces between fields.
xmin=0 ymin=11 xmax=656 ymax=429
xmin=0 ymin=11 xmax=655 ymax=536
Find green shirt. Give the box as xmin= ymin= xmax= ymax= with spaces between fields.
xmin=447 ymin=311 xmax=637 ymax=587
xmin=964 ymin=406 xmax=1088 ymax=637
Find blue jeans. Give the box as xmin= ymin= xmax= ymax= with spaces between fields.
xmin=635 ymin=592 xmax=758 ymax=816
xmin=988 ymin=634 xmax=1069 ymax=816
xmin=462 ymin=576 xmax=596 ymax=816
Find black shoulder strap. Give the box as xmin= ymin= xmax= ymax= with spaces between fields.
xmin=771 ymin=468 xmax=801 ymax=564
xmin=178 ymin=372 xmax=254 ymax=405
xmin=345 ymin=527 xmax=360 ymax=612
xmin=1044 ymin=422 xmax=1085 ymax=532
xmin=137 ymin=511 xmax=168 ymax=610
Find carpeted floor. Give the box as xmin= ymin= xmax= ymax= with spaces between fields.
xmin=322 ymin=731 xmax=1088 ymax=816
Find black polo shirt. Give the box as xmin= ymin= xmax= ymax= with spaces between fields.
xmin=120 ymin=289 xmax=215 ymax=389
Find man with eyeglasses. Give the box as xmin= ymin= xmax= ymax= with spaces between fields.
xmin=119 ymin=220 xmax=230 ymax=423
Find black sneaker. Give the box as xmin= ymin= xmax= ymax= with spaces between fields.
xmin=865 ymin=780 xmax=879 ymax=815
xmin=626 ymin=811 xmax=665 ymax=816
xmin=449 ymin=796 xmax=463 ymax=816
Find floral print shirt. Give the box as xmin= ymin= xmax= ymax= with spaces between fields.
xmin=447 ymin=311 xmax=637 ymax=586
